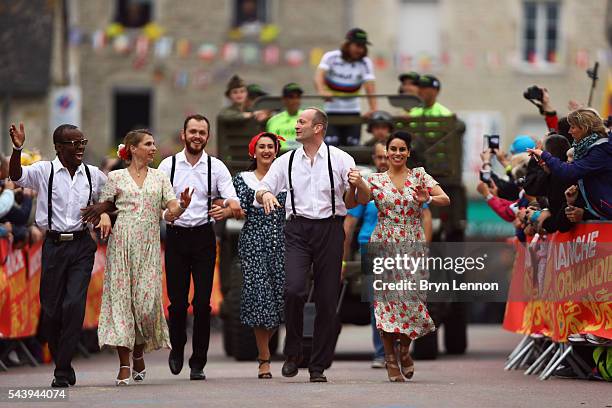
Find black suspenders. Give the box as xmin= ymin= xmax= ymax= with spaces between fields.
xmin=287 ymin=144 xmax=336 ymax=219
xmin=47 ymin=162 xmax=93 ymax=231
xmin=170 ymin=154 xmax=212 ymax=223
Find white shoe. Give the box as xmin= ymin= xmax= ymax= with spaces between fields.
xmin=132 ymin=355 xmax=146 ymax=382
xmin=116 ymin=366 xmax=131 ymax=386
xmin=371 ymin=357 xmax=385 ymax=369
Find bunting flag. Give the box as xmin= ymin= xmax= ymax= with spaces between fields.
xmin=68 ymin=27 xmax=83 ymax=46
xmin=309 ymin=47 xmax=324 ymax=67
xmin=113 ymin=34 xmax=131 ymax=54
xmin=193 ymin=69 xmax=211 ymax=90
xmin=174 ymin=71 xmax=189 ymax=89
xmin=91 ymin=30 xmax=106 ymax=51
xmin=576 ymin=50 xmax=589 ymax=69
xmin=486 ymin=51 xmax=501 ymax=70
xmin=176 ymin=39 xmax=192 ymax=58
xmin=154 ymin=37 xmax=173 ymax=59
xmin=263 ymin=45 xmax=280 ymax=65
xmin=222 ymin=42 xmax=240 ymax=63
xmin=198 ymin=44 xmax=217 ymax=62
xmin=285 ymin=49 xmax=305 ymax=67
xmin=241 ymin=44 xmax=260 ymax=64
xmin=135 ymin=36 xmax=150 ymax=59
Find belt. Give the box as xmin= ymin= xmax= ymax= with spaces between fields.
xmin=288 ymin=215 xmax=345 ymax=222
xmin=166 ymin=223 xmax=212 ymax=232
xmin=47 ymin=229 xmax=88 ymax=242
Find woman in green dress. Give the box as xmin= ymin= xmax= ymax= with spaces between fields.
xmin=97 ymin=129 xmax=193 ymax=386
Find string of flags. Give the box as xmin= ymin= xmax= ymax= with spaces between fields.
xmin=70 ymin=22 xmax=611 ymax=89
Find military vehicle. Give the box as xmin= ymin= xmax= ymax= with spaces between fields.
xmin=216 ymin=95 xmax=467 ymax=361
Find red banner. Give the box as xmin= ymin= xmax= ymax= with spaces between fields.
xmin=503 ymin=222 xmax=612 ymax=341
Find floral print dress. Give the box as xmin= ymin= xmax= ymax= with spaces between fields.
xmin=98 ymin=168 xmax=175 ymax=352
xmin=368 ymin=168 xmax=437 ymax=339
xmin=234 ymin=172 xmax=286 ymax=329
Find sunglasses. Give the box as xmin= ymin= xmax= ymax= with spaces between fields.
xmin=56 ymin=139 xmax=88 ymax=148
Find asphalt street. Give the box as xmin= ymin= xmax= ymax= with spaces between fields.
xmin=0 ymin=324 xmax=610 ymax=408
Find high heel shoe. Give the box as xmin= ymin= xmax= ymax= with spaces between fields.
xmin=116 ymin=366 xmax=131 ymax=386
xmin=257 ymin=358 xmax=272 ymax=379
xmin=384 ymin=355 xmax=405 ymax=382
xmin=132 ymin=354 xmax=146 ymax=382
xmin=399 ymin=345 xmax=414 ymax=379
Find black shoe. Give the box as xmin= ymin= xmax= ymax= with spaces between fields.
xmin=168 ymin=349 xmax=183 ymax=375
xmin=309 ymin=371 xmax=327 ymax=383
xmin=51 ymin=377 xmax=70 ymax=388
xmin=189 ymin=368 xmax=206 ymax=381
xmin=281 ymin=356 xmax=300 ymax=377
xmin=68 ymin=370 xmax=76 ymax=386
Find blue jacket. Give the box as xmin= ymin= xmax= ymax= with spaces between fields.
xmin=541 ymin=135 xmax=612 ymax=220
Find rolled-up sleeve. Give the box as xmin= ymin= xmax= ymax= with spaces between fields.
xmin=15 ymin=161 xmax=46 ymax=190
xmin=216 ymin=162 xmax=239 ymax=204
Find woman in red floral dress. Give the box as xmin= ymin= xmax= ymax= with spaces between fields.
xmin=349 ymin=131 xmax=450 ymax=382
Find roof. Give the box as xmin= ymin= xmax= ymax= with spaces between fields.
xmin=0 ymin=0 xmax=53 ymax=94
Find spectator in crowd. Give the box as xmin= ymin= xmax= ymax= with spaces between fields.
xmin=398 ymin=72 xmax=420 ymax=96
xmin=219 ymin=75 xmax=253 ymax=120
xmin=528 ymin=108 xmax=612 ymax=220
xmin=266 ymin=82 xmax=304 ymax=150
xmin=409 ymin=75 xmax=452 ymax=118
xmin=481 ymin=135 xmax=535 ymax=201
xmin=315 ymin=28 xmax=377 ymax=146
xmin=364 ymin=111 xmax=394 ymax=147
xmin=245 ymin=84 xmax=273 ymax=122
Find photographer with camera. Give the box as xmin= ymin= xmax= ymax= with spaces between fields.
xmin=524 ymin=86 xmax=559 ymax=134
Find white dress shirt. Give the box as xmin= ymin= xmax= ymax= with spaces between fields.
xmin=255 ymin=143 xmax=355 ymax=219
xmin=15 ymin=157 xmax=107 ymax=232
xmin=158 ymin=150 xmax=239 ymax=227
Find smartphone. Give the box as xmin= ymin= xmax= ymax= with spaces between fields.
xmin=479 ymin=169 xmax=492 ymax=185
xmin=487 ymin=134 xmax=500 ymax=150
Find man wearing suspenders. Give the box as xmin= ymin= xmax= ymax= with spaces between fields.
xmin=255 ymin=107 xmax=357 ymax=382
xmin=158 ymin=114 xmax=242 ymax=380
xmin=8 ymin=123 xmax=107 ymax=387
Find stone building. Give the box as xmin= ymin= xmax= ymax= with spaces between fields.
xmin=3 ymin=0 xmax=610 ymax=172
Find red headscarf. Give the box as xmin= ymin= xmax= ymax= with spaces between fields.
xmin=248 ymin=132 xmax=285 ymax=159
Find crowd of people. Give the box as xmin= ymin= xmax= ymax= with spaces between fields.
xmin=474 ymin=86 xmax=612 ymax=379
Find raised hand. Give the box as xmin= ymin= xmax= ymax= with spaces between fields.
xmin=9 ymin=123 xmax=25 ymax=148
xmin=415 ymin=185 xmax=430 ymax=204
xmin=179 ymin=187 xmax=194 ymax=209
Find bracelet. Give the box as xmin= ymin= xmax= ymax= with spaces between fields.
xmin=12 ymin=144 xmax=23 ymax=151
xmin=505 ymin=164 xmax=513 ymax=174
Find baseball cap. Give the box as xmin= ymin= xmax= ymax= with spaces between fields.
xmin=247 ymin=84 xmax=268 ymax=99
xmin=510 ymin=135 xmax=536 ymax=154
xmin=282 ymin=82 xmax=304 ymax=97
xmin=345 ymin=28 xmax=371 ymax=45
xmin=398 ymin=71 xmax=420 ymax=84
xmin=418 ymin=74 xmax=441 ymax=90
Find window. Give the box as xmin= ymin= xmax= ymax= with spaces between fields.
xmin=113 ymin=89 xmax=152 ymax=144
xmin=397 ymin=0 xmax=441 ymax=70
xmin=233 ymin=0 xmax=267 ymax=27
xmin=115 ymin=0 xmax=153 ymax=28
xmin=522 ymin=1 xmax=561 ymax=65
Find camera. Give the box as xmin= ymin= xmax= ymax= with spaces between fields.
xmin=523 ymin=85 xmax=543 ymax=102
xmin=484 ymin=134 xmax=500 ymax=150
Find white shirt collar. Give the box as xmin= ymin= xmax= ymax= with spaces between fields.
xmin=297 ymin=142 xmax=328 ymax=161
xmin=176 ymin=149 xmax=209 ymax=166
xmin=52 ymin=156 xmax=86 ymax=175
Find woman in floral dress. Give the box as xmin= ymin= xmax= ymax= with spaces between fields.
xmin=349 ymin=131 xmax=450 ymax=382
xmin=97 ymin=129 xmax=193 ymax=386
xmin=234 ymin=132 xmax=286 ymax=379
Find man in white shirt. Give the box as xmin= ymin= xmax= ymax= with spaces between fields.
xmin=158 ymin=114 xmax=242 ymax=380
xmin=255 ymin=107 xmax=357 ymax=382
xmin=8 ymin=123 xmax=107 ymax=388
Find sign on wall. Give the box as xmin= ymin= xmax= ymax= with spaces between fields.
xmin=49 ymin=86 xmax=82 ymax=130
